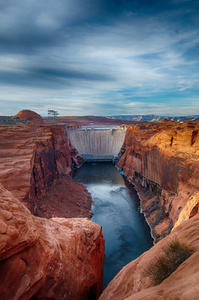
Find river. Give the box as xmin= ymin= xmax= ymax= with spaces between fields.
xmin=73 ymin=162 xmax=153 ymax=289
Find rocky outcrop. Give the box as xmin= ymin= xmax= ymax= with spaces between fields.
xmin=99 ymin=213 xmax=199 ymax=300
xmin=0 ymin=183 xmax=105 ymax=300
xmin=118 ymin=121 xmax=199 ymax=241
xmin=11 ymin=109 xmax=44 ymax=123
xmin=29 ymin=124 xmax=73 ymax=212
xmin=0 ymin=123 xmax=87 ymax=216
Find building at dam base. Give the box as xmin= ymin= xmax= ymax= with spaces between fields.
xmin=67 ymin=127 xmax=126 ymax=162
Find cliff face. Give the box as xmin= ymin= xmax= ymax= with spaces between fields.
xmin=0 ymin=183 xmax=105 ymax=299
xmin=0 ymin=123 xmax=84 ymax=215
xmin=0 ymin=116 xmax=105 ymax=299
xmin=101 ymin=122 xmax=199 ymax=299
xmin=118 ymin=121 xmax=199 ymax=241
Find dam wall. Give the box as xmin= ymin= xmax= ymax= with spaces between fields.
xmin=67 ymin=128 xmax=126 ymax=161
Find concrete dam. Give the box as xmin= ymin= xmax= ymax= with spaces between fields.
xmin=67 ymin=127 xmax=127 ymax=162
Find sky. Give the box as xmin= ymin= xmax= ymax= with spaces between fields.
xmin=0 ymin=0 xmax=199 ymax=117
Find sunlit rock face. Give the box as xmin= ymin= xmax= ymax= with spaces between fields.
xmin=0 ymin=183 xmax=105 ymax=300
xmin=118 ymin=121 xmax=199 ymax=241
xmin=99 ymin=213 xmax=199 ymax=300
xmin=68 ymin=128 xmax=126 ymax=157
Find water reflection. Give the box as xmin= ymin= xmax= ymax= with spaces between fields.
xmin=73 ymin=163 xmax=153 ymax=289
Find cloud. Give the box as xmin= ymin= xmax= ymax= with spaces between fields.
xmin=0 ymin=0 xmax=198 ymax=116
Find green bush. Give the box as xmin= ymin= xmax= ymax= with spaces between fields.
xmin=142 ymin=239 xmax=193 ymax=286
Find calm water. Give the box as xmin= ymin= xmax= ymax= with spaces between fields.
xmin=73 ymin=163 xmax=153 ymax=289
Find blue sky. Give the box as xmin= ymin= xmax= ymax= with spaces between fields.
xmin=0 ymin=0 xmax=199 ymax=116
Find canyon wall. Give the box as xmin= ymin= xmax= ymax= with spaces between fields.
xmin=0 ymin=183 xmax=105 ymax=299
xmin=0 ymin=123 xmax=83 ymax=214
xmin=99 ymin=120 xmax=199 ymax=300
xmin=118 ymin=121 xmax=199 ymax=241
xmin=68 ymin=128 xmax=126 ymax=156
xmin=0 ymin=117 xmax=105 ymax=299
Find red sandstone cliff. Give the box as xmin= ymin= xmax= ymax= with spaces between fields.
xmin=117 ymin=121 xmax=199 ymax=241
xmin=0 ymin=114 xmax=105 ymax=299
xmin=0 ymin=183 xmax=105 ymax=299
xmin=99 ymin=122 xmax=199 ymax=299
xmin=0 ymin=123 xmax=88 ymax=217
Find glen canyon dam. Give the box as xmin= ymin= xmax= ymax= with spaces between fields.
xmin=67 ymin=127 xmax=126 ymax=162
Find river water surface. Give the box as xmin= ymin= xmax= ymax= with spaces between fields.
xmin=73 ymin=163 xmax=153 ymax=289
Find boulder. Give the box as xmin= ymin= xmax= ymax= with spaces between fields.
xmin=0 ymin=183 xmax=105 ymax=299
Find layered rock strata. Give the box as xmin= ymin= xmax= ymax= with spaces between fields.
xmin=118 ymin=121 xmax=199 ymax=241
xmin=0 ymin=183 xmax=105 ymax=299
xmin=0 ymin=123 xmax=87 ymax=216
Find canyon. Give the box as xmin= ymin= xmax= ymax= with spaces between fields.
xmin=1 ymin=110 xmax=199 ymax=299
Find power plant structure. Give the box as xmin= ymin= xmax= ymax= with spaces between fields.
xmin=67 ymin=127 xmax=126 ymax=162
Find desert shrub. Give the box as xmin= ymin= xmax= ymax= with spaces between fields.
xmin=142 ymin=239 xmax=193 ymax=286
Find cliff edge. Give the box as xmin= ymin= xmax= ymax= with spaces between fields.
xmin=0 ymin=183 xmax=105 ymax=299
xmin=0 ymin=117 xmax=105 ymax=299
xmin=0 ymin=122 xmax=90 ymax=218
xmin=118 ymin=121 xmax=199 ymax=241
xmin=100 ymin=120 xmax=199 ymax=299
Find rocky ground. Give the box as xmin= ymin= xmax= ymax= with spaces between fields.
xmin=35 ymin=175 xmax=93 ymax=219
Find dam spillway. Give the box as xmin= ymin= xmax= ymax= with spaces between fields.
xmin=67 ymin=127 xmax=126 ymax=162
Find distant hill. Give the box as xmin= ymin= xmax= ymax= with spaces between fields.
xmin=107 ymin=115 xmax=199 ymax=122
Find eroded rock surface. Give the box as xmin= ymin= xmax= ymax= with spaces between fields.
xmin=0 ymin=183 xmax=105 ymax=300
xmin=99 ymin=213 xmax=199 ymax=300
xmin=0 ymin=123 xmax=89 ymax=217
xmin=118 ymin=121 xmax=199 ymax=241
